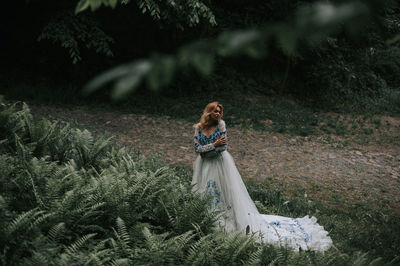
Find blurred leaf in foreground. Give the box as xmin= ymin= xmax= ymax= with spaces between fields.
xmin=82 ymin=0 xmax=389 ymax=100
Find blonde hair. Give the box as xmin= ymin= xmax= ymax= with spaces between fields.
xmin=195 ymin=102 xmax=223 ymax=129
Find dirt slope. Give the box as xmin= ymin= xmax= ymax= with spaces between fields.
xmin=28 ymin=103 xmax=400 ymax=215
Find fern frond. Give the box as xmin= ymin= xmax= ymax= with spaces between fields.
xmin=186 ymin=234 xmax=213 ymax=263
xmin=109 ymin=238 xmax=118 ymax=249
xmin=389 ymin=256 xmax=400 ymax=266
xmin=110 ymin=258 xmax=130 ymax=266
xmin=6 ymin=208 xmax=40 ymax=235
xmin=21 ymin=103 xmax=34 ymax=141
xmin=85 ymin=248 xmax=113 ymax=266
xmin=268 ymin=257 xmax=279 ymax=266
xmin=178 ymin=232 xmax=196 ymax=253
xmin=368 ymin=257 xmax=383 ymax=266
xmin=26 ymin=170 xmax=47 ymax=209
xmin=85 ymin=253 xmax=105 ymax=266
xmin=231 ymin=235 xmax=255 ymax=262
xmin=26 ymin=250 xmax=48 ymax=266
xmin=88 ymin=137 xmax=112 ymax=163
xmin=15 ymin=134 xmax=32 ymax=161
xmin=0 ymin=139 xmax=7 ymax=146
xmin=274 ymin=247 xmax=289 ymax=265
xmin=48 ymin=222 xmax=66 ymax=242
xmin=244 ymin=246 xmax=263 ymax=266
xmin=27 ymin=212 xmax=54 ymax=232
xmin=115 ymin=217 xmax=131 ymax=249
xmin=351 ymin=251 xmax=370 ymax=266
xmin=65 ymin=233 xmax=97 ymax=256
xmin=319 ymin=249 xmax=342 ymax=266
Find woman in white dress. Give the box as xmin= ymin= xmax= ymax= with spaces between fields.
xmin=192 ymin=102 xmax=333 ymax=252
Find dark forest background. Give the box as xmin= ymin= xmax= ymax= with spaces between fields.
xmin=1 ymin=0 xmax=399 ymax=114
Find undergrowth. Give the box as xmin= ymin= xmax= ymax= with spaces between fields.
xmin=0 ymin=100 xmax=399 ymax=265
xmin=1 ymin=66 xmax=399 ymax=138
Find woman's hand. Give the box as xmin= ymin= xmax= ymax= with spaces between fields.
xmin=213 ymin=136 xmax=227 ymax=147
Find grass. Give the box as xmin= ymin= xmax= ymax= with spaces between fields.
xmin=1 ymin=68 xmax=399 ymax=139
xmin=20 ymin=89 xmax=398 ymax=141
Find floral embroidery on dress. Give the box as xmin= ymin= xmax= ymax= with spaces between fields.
xmin=193 ymin=120 xmax=228 ymax=154
xmin=205 ymin=180 xmax=223 ymax=210
xmin=268 ymin=219 xmax=311 ymax=243
xmin=270 ymin=221 xmax=281 ymax=228
xmin=293 ymin=218 xmax=310 ymax=243
xmin=204 ymin=180 xmax=233 ymax=214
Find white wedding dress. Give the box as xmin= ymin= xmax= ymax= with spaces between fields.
xmin=192 ymin=120 xmax=333 ymax=252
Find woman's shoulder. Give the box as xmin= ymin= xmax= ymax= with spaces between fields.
xmin=218 ymin=119 xmax=226 ymax=130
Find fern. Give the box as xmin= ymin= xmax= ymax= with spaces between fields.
xmin=158 ymin=187 xmax=217 ymax=235
xmin=15 ymin=134 xmax=33 ymax=162
xmin=85 ymin=249 xmax=111 ymax=266
xmin=6 ymin=208 xmax=41 ymax=235
xmin=20 ymin=103 xmax=34 ymax=141
xmin=108 ymin=217 xmax=133 ymax=263
xmin=110 ymin=258 xmax=130 ymax=266
xmin=244 ymin=246 xmax=263 ymax=266
xmin=26 ymin=170 xmax=47 ymax=209
xmin=47 ymin=122 xmax=74 ymax=163
xmin=26 ymin=212 xmax=54 ymax=232
xmin=0 ymin=102 xmax=26 ymax=144
xmin=26 ymin=251 xmax=49 ymax=266
xmin=275 ymin=246 xmax=290 ymax=265
xmin=185 ymin=234 xmax=214 ymax=264
xmin=71 ymin=128 xmax=111 ymax=170
xmin=115 ymin=217 xmax=131 ymax=249
xmin=28 ymin=118 xmax=57 ymax=158
xmin=48 ymin=222 xmax=66 ymax=243
xmin=388 ymin=256 xmax=400 ymax=266
xmin=88 ymin=136 xmax=113 ymax=166
xmin=230 ymin=235 xmax=256 ymax=263
xmin=64 ymin=233 xmax=97 ymax=256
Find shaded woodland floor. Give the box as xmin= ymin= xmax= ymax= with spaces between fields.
xmin=28 ymin=102 xmax=400 ymax=216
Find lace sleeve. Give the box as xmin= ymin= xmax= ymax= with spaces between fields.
xmin=215 ymin=120 xmax=228 ymax=152
xmin=193 ymin=125 xmax=216 ymax=154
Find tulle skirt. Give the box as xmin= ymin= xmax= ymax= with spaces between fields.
xmin=192 ymin=151 xmax=333 ymax=252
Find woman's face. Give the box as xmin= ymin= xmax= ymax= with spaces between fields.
xmin=211 ymin=106 xmax=221 ymax=121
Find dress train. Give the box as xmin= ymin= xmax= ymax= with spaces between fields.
xmin=192 ymin=151 xmax=333 ymax=252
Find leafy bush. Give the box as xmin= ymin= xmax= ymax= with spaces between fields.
xmin=38 ymin=12 xmax=114 ymax=64
xmin=373 ymin=46 xmax=400 ymax=88
xmin=298 ymin=38 xmax=391 ymax=111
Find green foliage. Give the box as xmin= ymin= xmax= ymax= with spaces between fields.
xmin=83 ymin=0 xmax=386 ymax=100
xmin=68 ymin=0 xmax=399 ymax=115
xmin=3 ymin=0 xmax=399 ymax=115
xmin=76 ymin=0 xmax=217 ymax=30
xmin=373 ymin=46 xmax=400 ymax=88
xmin=298 ymin=35 xmax=400 ymax=112
xmin=76 ymin=0 xmax=119 ymax=13
xmin=32 ymin=0 xmax=216 ymax=64
xmin=38 ymin=11 xmax=114 ymax=64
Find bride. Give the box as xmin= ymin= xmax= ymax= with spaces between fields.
xmin=192 ymin=102 xmax=333 ymax=252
